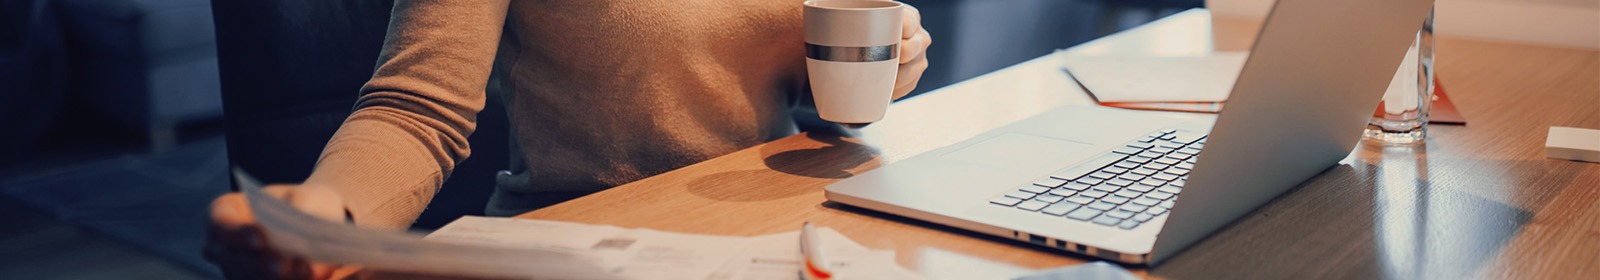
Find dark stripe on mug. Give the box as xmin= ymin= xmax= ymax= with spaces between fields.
xmin=806 ymin=43 xmax=898 ymax=62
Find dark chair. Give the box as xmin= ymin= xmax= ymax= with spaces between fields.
xmin=0 ymin=0 xmax=67 ymax=156
xmin=210 ymin=0 xmax=508 ymax=229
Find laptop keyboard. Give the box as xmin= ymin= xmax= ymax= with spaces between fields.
xmin=989 ymin=128 xmax=1205 ymax=230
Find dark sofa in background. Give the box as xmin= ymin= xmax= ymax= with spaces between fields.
xmin=55 ymin=0 xmax=224 ymax=151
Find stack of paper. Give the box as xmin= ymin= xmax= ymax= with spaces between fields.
xmin=237 ymin=169 xmax=916 ymax=279
xmin=427 ymin=216 xmax=923 ymax=280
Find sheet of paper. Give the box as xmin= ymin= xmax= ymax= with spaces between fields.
xmin=708 ymin=229 xmax=918 ymax=280
xmin=234 ymin=169 xmax=616 ymax=279
xmin=1060 ymin=52 xmax=1247 ymax=103
xmin=428 ymin=216 xmax=922 ymax=280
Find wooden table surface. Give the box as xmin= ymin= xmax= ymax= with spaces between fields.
xmin=519 ymin=10 xmax=1600 ymax=279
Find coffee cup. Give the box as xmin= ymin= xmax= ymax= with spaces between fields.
xmin=804 ymin=0 xmax=903 ymax=125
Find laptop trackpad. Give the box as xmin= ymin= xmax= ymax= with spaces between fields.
xmin=942 ymin=133 xmax=1096 ymax=170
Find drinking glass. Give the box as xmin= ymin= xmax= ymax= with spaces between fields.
xmin=1364 ymin=7 xmax=1435 ymax=144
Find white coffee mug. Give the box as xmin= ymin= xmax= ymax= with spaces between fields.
xmin=804 ymin=0 xmax=903 ymax=125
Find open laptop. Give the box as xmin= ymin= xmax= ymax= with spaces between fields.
xmin=824 ymin=0 xmax=1436 ymax=265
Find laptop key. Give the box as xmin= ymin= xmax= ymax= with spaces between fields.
xmin=1133 ymin=213 xmax=1155 ymax=222
xmin=1101 ymin=195 xmax=1130 ymax=205
xmin=1131 ymin=197 xmax=1162 ymax=206
xmin=1077 ymin=177 xmax=1106 ymax=185
xmin=1163 ymin=153 xmax=1188 ymax=161
xmin=1036 ymin=194 xmax=1065 ymax=203
xmin=1005 ymin=190 xmax=1037 ymax=199
xmin=1094 ymin=216 xmax=1120 ymax=227
xmin=1113 ymin=161 xmax=1140 ymax=169
xmin=1163 ymin=168 xmax=1190 ymax=176
xmin=1146 ymin=206 xmax=1170 ymax=215
xmin=1062 ymin=182 xmax=1093 ymax=191
xmin=1116 ymin=173 xmax=1145 ymax=181
xmin=1033 ymin=177 xmax=1068 ymax=188
xmin=1092 ymin=184 xmax=1120 ymax=192
xmin=1158 ymin=142 xmax=1185 ymax=149
xmin=1157 ymin=185 xmax=1182 ymax=194
xmin=1146 ymin=163 xmax=1170 ymax=170
xmin=1016 ymin=200 xmax=1050 ymax=211
xmin=1127 ymin=184 xmax=1155 ymax=193
xmin=1120 ymin=204 xmax=1149 ymax=213
xmin=1107 ymin=178 xmax=1138 ymax=187
xmin=1087 ymin=171 xmax=1117 ymax=180
xmin=1111 ymin=147 xmax=1142 ymax=155
xmin=1066 ymin=208 xmax=1103 ymax=221
xmin=1065 ymin=195 xmax=1096 ymax=205
xmin=1129 ymin=168 xmax=1159 ymax=176
xmin=1079 ymin=190 xmax=1109 ymax=198
xmin=1125 ymin=156 xmax=1153 ymax=164
xmin=1137 ymin=151 xmax=1164 ymax=158
xmin=1152 ymin=173 xmax=1180 ymax=181
xmin=1149 ymin=147 xmax=1175 ymax=154
xmin=1171 ymin=179 xmax=1187 ymax=187
xmin=1087 ymin=201 xmax=1117 ymax=211
xmin=1159 ymin=200 xmax=1176 ymax=209
xmin=1048 ymin=188 xmax=1078 ymax=197
xmin=1106 ymin=210 xmax=1136 ymax=219
xmin=1041 ymin=203 xmax=1079 ymax=216
xmin=1126 ymin=142 xmax=1155 ymax=149
xmin=1019 ymin=185 xmax=1050 ymax=194
xmin=1138 ymin=178 xmax=1166 ymax=187
xmin=1117 ymin=220 xmax=1142 ymax=229
xmin=1170 ymin=132 xmax=1203 ymax=144
xmin=1092 ymin=215 xmax=1123 ymax=226
xmin=990 ymin=196 xmax=1023 ymax=206
xmin=1103 ymin=166 xmax=1130 ymax=174
xmin=1154 ymin=158 xmax=1181 ymax=165
xmin=1114 ymin=189 xmax=1143 ymax=198
xmin=1160 ymin=128 xmax=1177 ymax=134
xmin=1145 ymin=192 xmax=1174 ymax=200
xmin=1158 ymin=134 xmax=1177 ymax=140
xmin=1137 ymin=136 xmax=1157 ymax=143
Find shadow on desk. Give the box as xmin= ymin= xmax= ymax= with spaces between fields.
xmin=685 ymin=131 xmax=882 ymax=202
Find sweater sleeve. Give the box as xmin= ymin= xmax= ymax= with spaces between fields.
xmin=302 ymin=0 xmax=510 ymax=229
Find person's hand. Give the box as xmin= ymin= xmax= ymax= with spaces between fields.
xmin=204 ymin=184 xmax=349 ymax=279
xmin=893 ymin=4 xmax=932 ymax=100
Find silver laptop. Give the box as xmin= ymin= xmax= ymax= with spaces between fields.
xmin=825 ymin=0 xmax=1436 ymax=265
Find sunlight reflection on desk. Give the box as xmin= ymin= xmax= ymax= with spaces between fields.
xmin=1369 ymin=143 xmax=1530 ymax=279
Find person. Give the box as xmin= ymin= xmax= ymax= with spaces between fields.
xmin=204 ymin=0 xmax=932 ymax=278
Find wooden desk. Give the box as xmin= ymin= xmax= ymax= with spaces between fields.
xmin=519 ymin=10 xmax=1600 ymax=279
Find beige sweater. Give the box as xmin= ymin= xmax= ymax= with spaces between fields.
xmin=303 ymin=0 xmax=809 ymax=228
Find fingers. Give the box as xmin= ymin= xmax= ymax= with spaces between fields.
xmin=893 ymin=54 xmax=928 ymax=100
xmin=206 ymin=187 xmax=348 ymax=280
xmin=901 ymin=5 xmax=922 ymax=40
xmin=210 ymin=193 xmax=257 ymax=231
xmin=899 ymin=28 xmax=931 ymax=64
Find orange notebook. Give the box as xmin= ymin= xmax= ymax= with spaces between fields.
xmin=1067 ymin=63 xmax=1466 ymax=124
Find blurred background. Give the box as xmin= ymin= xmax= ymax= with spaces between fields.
xmin=0 ymin=0 xmax=1203 ymax=278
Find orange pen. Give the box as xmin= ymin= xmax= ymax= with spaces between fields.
xmin=800 ymin=222 xmax=834 ymax=280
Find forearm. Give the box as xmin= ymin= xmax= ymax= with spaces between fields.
xmin=302 ymin=0 xmax=509 ymax=228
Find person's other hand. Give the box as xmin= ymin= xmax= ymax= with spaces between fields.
xmin=204 ymin=184 xmax=349 ymax=279
xmin=893 ymin=4 xmax=932 ymax=100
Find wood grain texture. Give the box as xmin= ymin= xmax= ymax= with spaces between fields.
xmin=519 ymin=10 xmax=1600 ymax=279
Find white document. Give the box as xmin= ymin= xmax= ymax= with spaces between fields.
xmin=1060 ymin=52 xmax=1247 ymax=103
xmin=428 ymin=216 xmax=922 ymax=280
xmin=234 ymin=169 xmax=617 ymax=279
